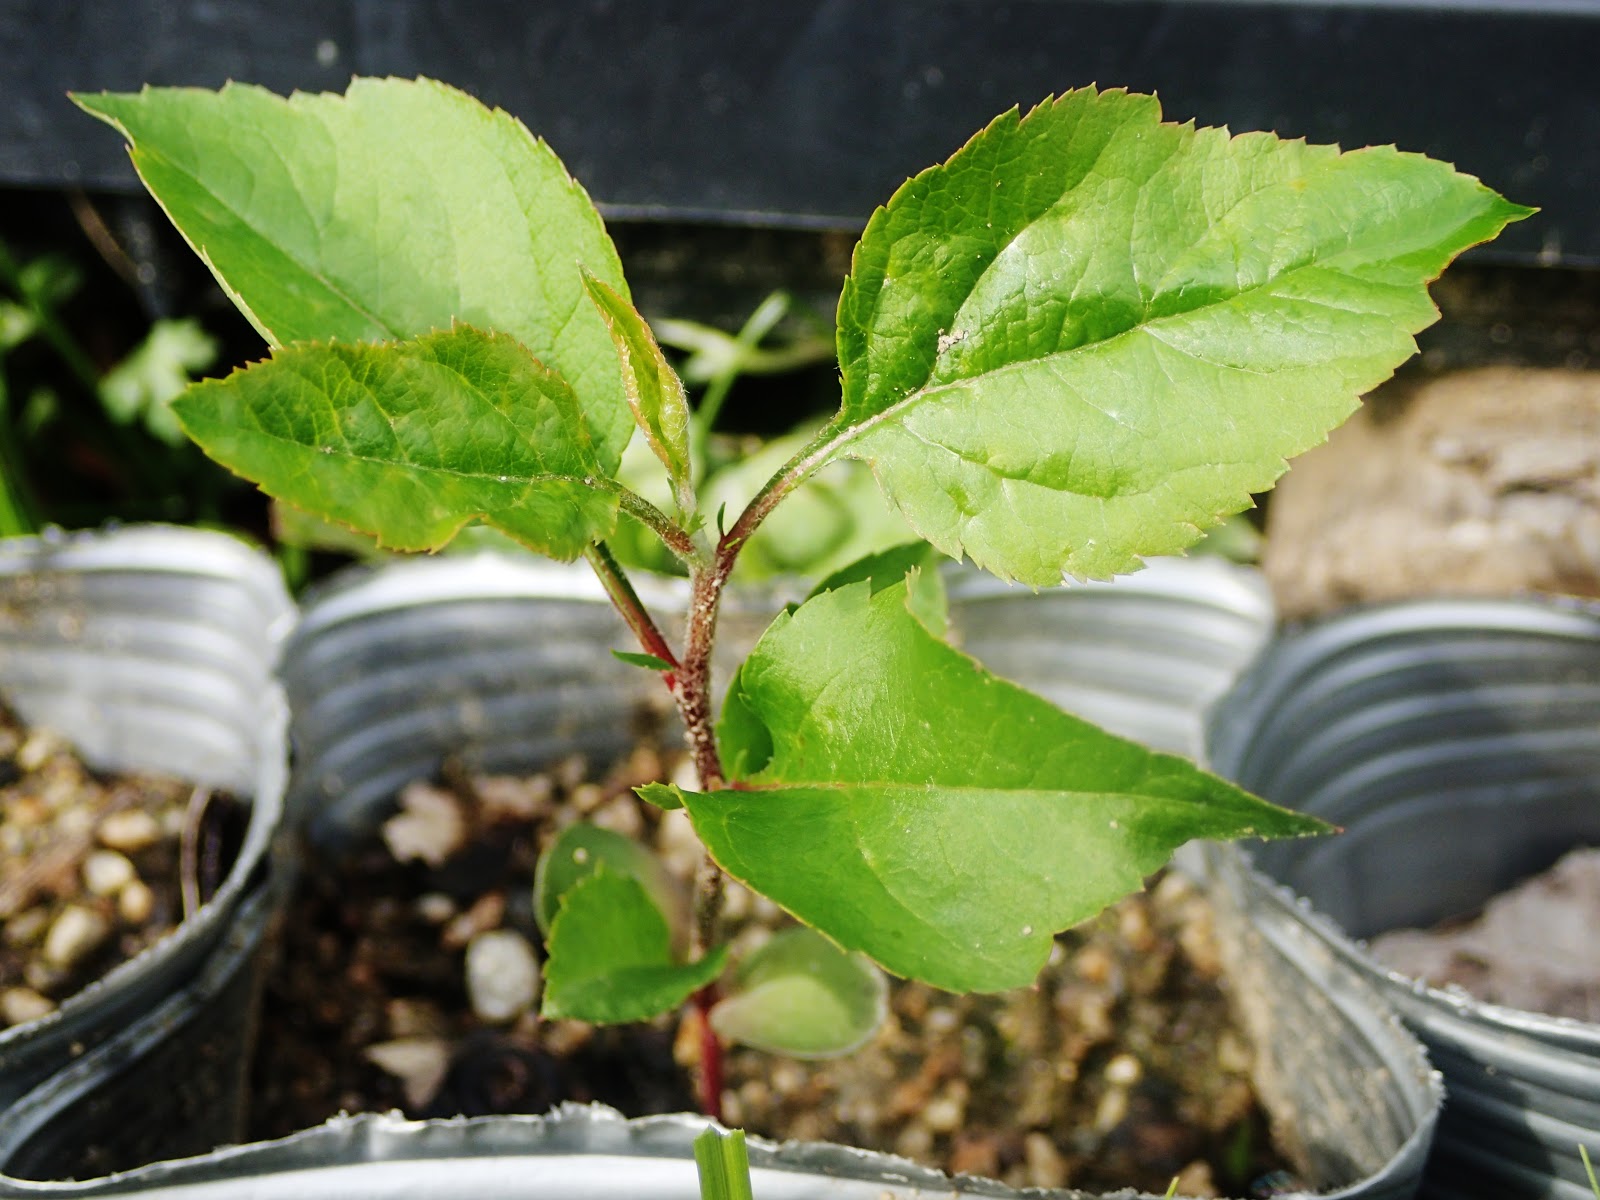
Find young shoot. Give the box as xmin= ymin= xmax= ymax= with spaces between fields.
xmin=75 ymin=77 xmax=1527 ymax=1120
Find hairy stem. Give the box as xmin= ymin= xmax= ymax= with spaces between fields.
xmin=584 ymin=537 xmax=732 ymax=1119
xmin=719 ymin=417 xmax=847 ymax=557
xmin=612 ymin=486 xmax=707 ymax=568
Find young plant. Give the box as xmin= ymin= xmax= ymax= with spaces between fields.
xmin=76 ymin=78 xmax=1526 ymax=1117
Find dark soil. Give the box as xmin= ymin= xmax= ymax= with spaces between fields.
xmin=0 ymin=701 xmax=244 ymax=1029
xmin=248 ymin=744 xmax=1298 ymax=1198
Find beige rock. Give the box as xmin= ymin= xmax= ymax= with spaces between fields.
xmin=43 ymin=904 xmax=111 ymax=968
xmin=1264 ymin=367 xmax=1600 ymax=618
xmin=381 ymin=782 xmax=466 ymax=867
xmin=1 ymin=986 xmax=56 ymax=1027
xmin=117 ymin=879 xmax=155 ymax=924
xmin=97 ymin=808 xmax=162 ymax=852
xmin=82 ymin=849 xmax=137 ymax=896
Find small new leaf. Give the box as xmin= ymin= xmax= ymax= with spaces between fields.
xmin=831 ymin=88 xmax=1532 ymax=584
xmin=662 ymin=579 xmax=1329 ymax=993
xmin=533 ymin=821 xmax=685 ymax=941
xmin=542 ymin=868 xmax=727 ymax=1023
xmin=709 ymin=928 xmax=887 ymax=1058
xmin=612 ymin=649 xmax=676 ymax=672
xmin=581 ymin=269 xmax=693 ymax=503
xmin=172 ymin=326 xmax=618 ymax=559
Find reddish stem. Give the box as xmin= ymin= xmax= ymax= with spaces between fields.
xmin=692 ymin=984 xmax=725 ymax=1122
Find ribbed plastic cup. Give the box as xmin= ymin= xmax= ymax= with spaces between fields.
xmin=0 ymin=526 xmax=292 ymax=1179
xmin=1208 ymin=597 xmax=1600 ymax=1200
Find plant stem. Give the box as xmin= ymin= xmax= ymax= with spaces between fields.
xmin=613 ymin=486 xmax=707 ymax=568
xmin=720 ymin=417 xmax=847 ymax=558
xmin=583 ymin=541 xmax=681 ymax=682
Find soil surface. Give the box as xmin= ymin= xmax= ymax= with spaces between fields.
xmin=1369 ymin=846 xmax=1600 ymax=1022
xmin=249 ymin=745 xmax=1296 ymax=1198
xmin=0 ymin=702 xmax=243 ymax=1029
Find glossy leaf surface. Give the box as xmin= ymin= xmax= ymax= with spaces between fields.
xmin=832 ymin=88 xmax=1532 ymax=583
xmin=173 ymin=326 xmax=616 ymax=557
xmin=541 ymin=869 xmax=727 ymax=1023
xmin=75 ymin=78 xmax=634 ymax=470
xmin=533 ymin=820 xmax=685 ymax=940
xmin=656 ymin=580 xmax=1326 ymax=992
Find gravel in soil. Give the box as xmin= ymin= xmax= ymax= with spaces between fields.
xmin=249 ymin=744 xmax=1298 ymax=1198
xmin=0 ymin=701 xmax=243 ymax=1029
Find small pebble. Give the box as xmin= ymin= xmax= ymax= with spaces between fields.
xmin=569 ymin=782 xmax=606 ymax=815
xmin=382 ymin=782 xmax=466 ymax=867
xmin=3 ymin=906 xmax=50 ymax=948
xmin=476 ymin=773 xmax=551 ymax=821
xmin=43 ymin=904 xmax=111 ymax=969
xmin=1104 ymin=1052 xmax=1143 ymax=1087
xmin=82 ymin=850 xmax=137 ymax=897
xmin=441 ymin=891 xmax=506 ymax=951
xmin=589 ymin=794 xmax=644 ymax=839
xmin=1023 ymin=1131 xmax=1068 ymax=1189
xmin=464 ymin=929 xmax=541 ymax=1023
xmin=414 ymin=892 xmax=457 ymax=925
xmin=1 ymin=986 xmax=56 ymax=1026
xmin=922 ymin=1086 xmax=967 ymax=1133
xmin=117 ymin=879 xmax=155 ymax=924
xmin=16 ymin=729 xmax=66 ymax=773
xmin=363 ymin=1037 xmax=451 ymax=1109
xmin=97 ymin=809 xmax=162 ymax=852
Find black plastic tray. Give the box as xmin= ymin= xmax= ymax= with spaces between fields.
xmin=5 ymin=0 xmax=1598 ymax=266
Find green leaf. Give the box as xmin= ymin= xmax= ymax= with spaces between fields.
xmin=694 ymin=1128 xmax=755 ymax=1200
xmin=532 ymin=821 xmax=685 ymax=940
xmin=709 ymin=928 xmax=888 ymax=1058
xmin=172 ymin=325 xmax=617 ymax=557
xmin=74 ymin=78 xmax=634 ymax=471
xmin=807 ymin=541 xmax=948 ymax=638
xmin=581 ymin=269 xmax=692 ymax=500
xmin=541 ymin=868 xmax=728 ymax=1023
xmin=635 ymin=781 xmax=686 ymax=812
xmin=611 ymin=649 xmax=676 ymax=673
xmin=831 ymin=88 xmax=1532 ymax=584
xmin=664 ymin=579 xmax=1327 ymax=993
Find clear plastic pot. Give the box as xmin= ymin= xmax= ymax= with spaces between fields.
xmin=1207 ymin=597 xmax=1600 ymax=1200
xmin=0 ymin=525 xmax=292 ymax=1179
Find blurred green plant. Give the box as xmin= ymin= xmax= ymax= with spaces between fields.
xmin=0 ymin=234 xmax=225 ymax=533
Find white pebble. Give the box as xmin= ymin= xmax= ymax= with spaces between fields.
xmin=43 ymin=905 xmax=111 ymax=968
xmin=465 ymin=929 xmax=541 ymax=1023
xmin=1104 ymin=1052 xmax=1143 ymax=1087
xmin=97 ymin=809 xmax=162 ymax=852
xmin=83 ymin=850 xmax=137 ymax=896
xmin=364 ymin=1037 xmax=451 ymax=1108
